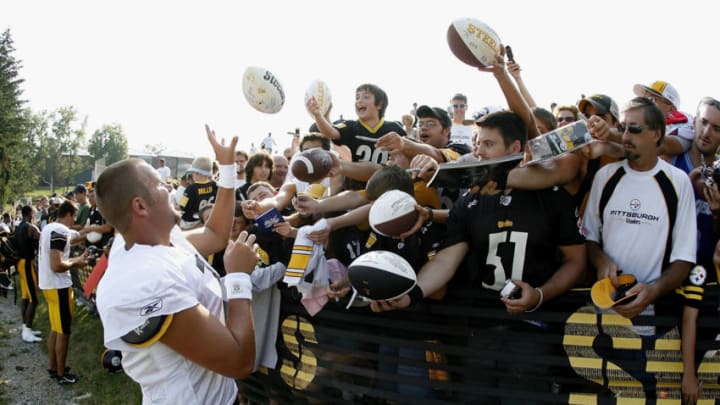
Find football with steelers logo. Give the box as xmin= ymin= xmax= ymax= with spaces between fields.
xmin=241 ymin=66 xmax=285 ymax=114
xmin=447 ymin=17 xmax=502 ymax=68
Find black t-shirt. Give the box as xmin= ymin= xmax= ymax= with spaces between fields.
xmin=15 ymin=221 xmax=37 ymax=259
xmin=333 ymin=119 xmax=406 ymax=164
xmin=445 ymin=187 xmax=584 ymax=291
xmin=180 ymin=180 xmax=218 ymax=222
xmin=365 ymin=220 xmax=445 ymax=272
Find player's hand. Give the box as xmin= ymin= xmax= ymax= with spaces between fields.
xmin=409 ymin=154 xmax=438 ymax=182
xmin=682 ymin=371 xmax=701 ymax=405
xmin=376 ymin=132 xmax=405 ymax=155
xmin=293 ymin=194 xmax=320 ymax=215
xmin=74 ymin=250 xmax=90 ymax=268
xmin=370 ymin=295 xmax=411 ymax=312
xmin=306 ymin=96 xmax=322 ymax=118
xmin=501 ymin=279 xmax=540 ymax=314
xmin=612 ymin=282 xmax=652 ymax=319
xmin=205 ymin=124 xmax=237 ymax=165
xmin=224 ymin=231 xmax=257 ymax=275
xmin=396 ymin=204 xmax=430 ymax=240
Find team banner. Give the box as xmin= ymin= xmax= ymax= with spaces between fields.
xmin=237 ymin=285 xmax=720 ymax=404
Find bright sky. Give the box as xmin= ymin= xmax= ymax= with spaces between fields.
xmin=4 ymin=0 xmax=719 ymax=159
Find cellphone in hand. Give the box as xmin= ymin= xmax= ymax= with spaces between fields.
xmin=505 ymin=45 xmax=515 ymax=63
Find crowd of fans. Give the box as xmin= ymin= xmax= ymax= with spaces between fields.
xmin=2 ymin=52 xmax=719 ymax=403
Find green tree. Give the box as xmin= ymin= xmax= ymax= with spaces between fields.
xmin=36 ymin=106 xmax=86 ymax=192
xmin=0 ymin=29 xmax=34 ymax=204
xmin=88 ymin=123 xmax=128 ymax=165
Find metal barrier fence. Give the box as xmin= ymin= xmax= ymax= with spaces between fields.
xmin=238 ymin=285 xmax=720 ymax=404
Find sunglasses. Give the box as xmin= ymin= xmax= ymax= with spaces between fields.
xmin=452 ymin=103 xmax=466 ymax=108
xmin=417 ymin=121 xmax=440 ymax=128
xmin=617 ymin=123 xmax=649 ymax=134
xmin=557 ymin=116 xmax=575 ymax=123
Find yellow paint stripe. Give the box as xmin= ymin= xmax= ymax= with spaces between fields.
xmin=566 ymin=312 xmax=632 ymax=326
xmin=564 ymin=335 xmax=642 ymax=349
xmin=654 ymin=339 xmax=681 ymax=350
xmin=568 ymin=393 xmax=596 ymax=405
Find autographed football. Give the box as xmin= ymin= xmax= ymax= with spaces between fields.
xmin=348 ymin=251 xmax=417 ymax=301
xmin=447 ymin=18 xmax=502 ymax=68
xmin=368 ymin=190 xmax=419 ymax=238
xmin=241 ymin=66 xmax=285 ymax=114
xmin=304 ymin=79 xmax=332 ymax=118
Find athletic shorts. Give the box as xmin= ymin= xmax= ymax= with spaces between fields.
xmin=42 ymin=287 xmax=74 ymax=334
xmin=17 ymin=258 xmax=39 ymax=303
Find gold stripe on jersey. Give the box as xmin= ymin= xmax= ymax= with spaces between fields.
xmin=129 ymin=313 xmax=174 ymax=348
xmin=358 ymin=119 xmax=386 ymax=134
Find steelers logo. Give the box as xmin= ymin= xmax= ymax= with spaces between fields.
xmin=689 ymin=265 xmax=707 ymax=286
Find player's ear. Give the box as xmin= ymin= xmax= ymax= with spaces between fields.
xmin=131 ymin=196 xmax=149 ymax=217
xmin=510 ymin=139 xmax=522 ymax=154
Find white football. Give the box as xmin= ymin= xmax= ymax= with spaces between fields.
xmin=348 ymin=251 xmax=416 ymax=301
xmin=304 ymin=79 xmax=332 ymax=118
xmin=241 ymin=66 xmax=285 ymax=114
xmin=368 ymin=190 xmax=419 ymax=238
xmin=447 ymin=18 xmax=502 ymax=68
xmin=86 ymin=231 xmax=102 ymax=244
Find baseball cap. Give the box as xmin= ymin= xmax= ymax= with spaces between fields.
xmin=416 ymin=105 xmax=451 ymax=128
xmin=73 ymin=184 xmax=87 ymax=194
xmin=186 ymin=156 xmax=213 ymax=177
xmin=633 ymin=80 xmax=680 ymax=108
xmin=590 ymin=274 xmax=638 ymax=309
xmin=577 ymin=94 xmax=619 ymax=122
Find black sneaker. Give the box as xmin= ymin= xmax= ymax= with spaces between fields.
xmin=57 ymin=372 xmax=78 ymax=385
xmin=48 ymin=366 xmax=71 ymax=380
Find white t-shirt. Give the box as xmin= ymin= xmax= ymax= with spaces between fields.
xmin=38 ymin=222 xmax=73 ymax=290
xmin=582 ymin=159 xmax=696 ymax=283
xmin=450 ymin=124 xmax=474 ymax=148
xmin=156 ymin=166 xmax=171 ymax=180
xmin=98 ymin=228 xmax=237 ymax=405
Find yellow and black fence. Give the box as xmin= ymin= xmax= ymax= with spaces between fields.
xmin=238 ymin=286 xmax=720 ymax=404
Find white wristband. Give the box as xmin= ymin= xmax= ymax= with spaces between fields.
xmin=223 ymin=273 xmax=252 ymax=300
xmin=217 ymin=164 xmax=236 ymax=189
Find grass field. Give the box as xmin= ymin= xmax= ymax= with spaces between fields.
xmin=0 ymin=283 xmax=142 ymax=404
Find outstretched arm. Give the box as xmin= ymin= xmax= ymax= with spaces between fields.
xmin=186 ymin=125 xmax=238 ymax=257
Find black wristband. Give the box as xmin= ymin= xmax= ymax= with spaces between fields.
xmin=408 ymin=285 xmax=424 ymax=307
xmin=425 ymin=206 xmax=433 ymax=222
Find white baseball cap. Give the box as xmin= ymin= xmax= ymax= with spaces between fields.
xmin=633 ymin=80 xmax=680 ymax=108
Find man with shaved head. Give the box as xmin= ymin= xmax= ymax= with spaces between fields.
xmin=95 ymin=126 xmax=259 ymax=403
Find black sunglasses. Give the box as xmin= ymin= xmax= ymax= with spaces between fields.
xmin=617 ymin=123 xmax=649 ymax=134
xmin=557 ymin=116 xmax=575 ymax=123
xmin=452 ymin=103 xmax=466 ymax=108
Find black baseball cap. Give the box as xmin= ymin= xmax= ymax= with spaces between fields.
xmin=577 ymin=94 xmax=619 ymax=122
xmin=416 ymin=105 xmax=451 ymax=129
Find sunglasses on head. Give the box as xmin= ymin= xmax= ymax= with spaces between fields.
xmin=452 ymin=103 xmax=466 ymax=108
xmin=617 ymin=123 xmax=649 ymax=134
xmin=557 ymin=116 xmax=574 ymax=123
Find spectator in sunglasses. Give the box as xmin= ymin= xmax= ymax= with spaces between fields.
xmin=553 ymin=105 xmax=580 ymax=127
xmin=449 ymin=93 xmax=474 ymax=149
